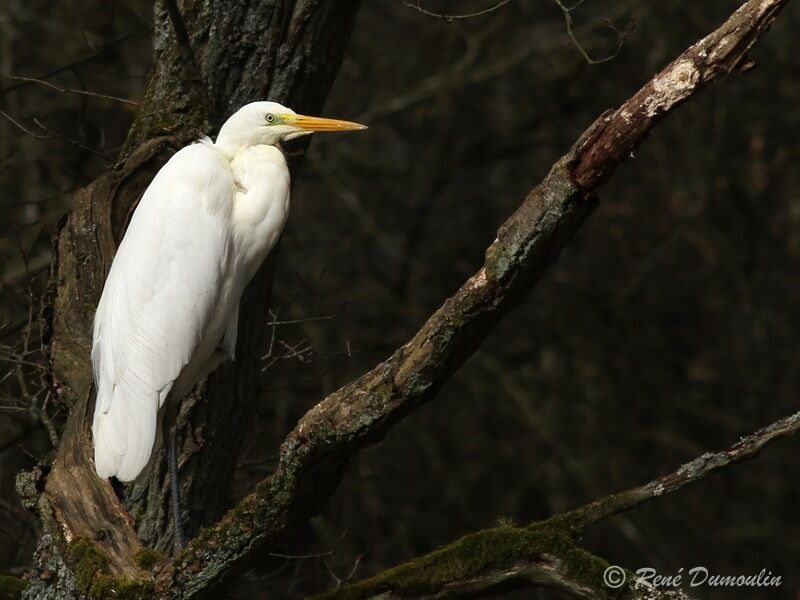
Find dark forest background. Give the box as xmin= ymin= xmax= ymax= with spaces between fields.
xmin=1 ymin=1 xmax=798 ymax=598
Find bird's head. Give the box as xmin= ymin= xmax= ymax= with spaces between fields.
xmin=215 ymin=101 xmax=366 ymax=156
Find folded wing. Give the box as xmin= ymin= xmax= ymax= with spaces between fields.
xmin=92 ymin=143 xmax=234 ymax=481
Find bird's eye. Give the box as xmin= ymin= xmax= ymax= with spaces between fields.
xmin=265 ymin=113 xmax=275 ymax=124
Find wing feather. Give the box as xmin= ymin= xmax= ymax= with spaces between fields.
xmin=92 ymin=143 xmax=234 ymax=481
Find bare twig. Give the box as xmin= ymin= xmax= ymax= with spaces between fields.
xmin=0 ymin=423 xmax=42 ymax=454
xmin=38 ymin=392 xmax=59 ymax=447
xmin=32 ymin=117 xmax=114 ymax=162
xmin=260 ymin=307 xmax=345 ymax=370
xmin=356 ymin=3 xmax=637 ymax=123
xmin=266 ymin=313 xmax=339 ymax=327
xmin=4 ymin=245 xmax=59 ymax=449
xmin=0 ymin=109 xmax=49 ymax=139
xmin=4 ymin=75 xmax=139 ymax=106
xmin=0 ymin=32 xmax=139 ymax=99
xmin=401 ymin=0 xmax=512 ymax=21
xmin=0 ymin=109 xmax=113 ymax=161
xmin=325 ymin=555 xmax=362 ymax=589
xmin=552 ymin=0 xmax=635 ymax=65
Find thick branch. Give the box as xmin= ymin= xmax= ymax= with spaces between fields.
xmin=314 ymin=527 xmax=692 ymax=600
xmin=319 ymin=411 xmax=800 ymax=600
xmin=162 ymin=0 xmax=790 ymax=595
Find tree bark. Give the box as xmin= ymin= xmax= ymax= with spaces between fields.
xmin=22 ymin=1 xmax=361 ymax=597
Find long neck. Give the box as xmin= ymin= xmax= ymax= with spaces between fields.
xmin=215 ymin=123 xmax=286 ymax=159
xmin=214 ymin=125 xmax=247 ymax=160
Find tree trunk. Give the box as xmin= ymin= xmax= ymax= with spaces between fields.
xmin=20 ymin=1 xmax=361 ymax=597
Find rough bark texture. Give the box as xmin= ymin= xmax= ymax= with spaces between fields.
xmin=155 ymin=0 xmax=788 ymax=597
xmin=24 ymin=0 xmax=361 ymax=597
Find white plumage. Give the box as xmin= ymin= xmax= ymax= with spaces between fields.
xmin=92 ymin=101 xmax=365 ymax=482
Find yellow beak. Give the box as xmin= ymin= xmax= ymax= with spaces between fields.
xmin=289 ymin=114 xmax=367 ymax=132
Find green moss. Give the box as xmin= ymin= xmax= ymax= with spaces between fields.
xmin=89 ymin=576 xmax=154 ymax=600
xmin=67 ymin=538 xmax=155 ymax=600
xmin=68 ymin=537 xmax=109 ymax=594
xmin=0 ymin=574 xmax=26 ymax=600
xmin=316 ymin=516 xmax=632 ymax=600
xmin=133 ymin=548 xmax=165 ymax=571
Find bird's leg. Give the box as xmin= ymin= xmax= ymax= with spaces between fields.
xmin=162 ymin=395 xmax=187 ymax=552
xmin=167 ymin=424 xmax=186 ymax=551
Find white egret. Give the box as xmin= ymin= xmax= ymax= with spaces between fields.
xmin=91 ymin=101 xmax=366 ymax=548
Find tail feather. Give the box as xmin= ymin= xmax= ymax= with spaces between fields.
xmin=92 ymin=381 xmax=159 ymax=482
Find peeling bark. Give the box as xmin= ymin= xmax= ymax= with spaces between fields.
xmin=571 ymin=0 xmax=786 ymax=189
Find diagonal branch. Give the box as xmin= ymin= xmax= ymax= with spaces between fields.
xmin=318 ymin=411 xmax=800 ymax=600
xmin=160 ymin=0 xmax=790 ymax=596
xmin=566 ymin=410 xmax=800 ymax=528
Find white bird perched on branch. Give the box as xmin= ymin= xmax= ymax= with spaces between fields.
xmin=91 ymin=101 xmax=366 ymax=548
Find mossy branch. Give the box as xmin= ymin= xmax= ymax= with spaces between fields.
xmin=315 ymin=520 xmax=622 ymax=600
xmin=314 ymin=522 xmax=694 ymax=600
xmin=160 ymin=0 xmax=790 ymax=595
xmin=66 ymin=538 xmax=155 ymax=600
xmin=321 ymin=411 xmax=800 ymax=599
